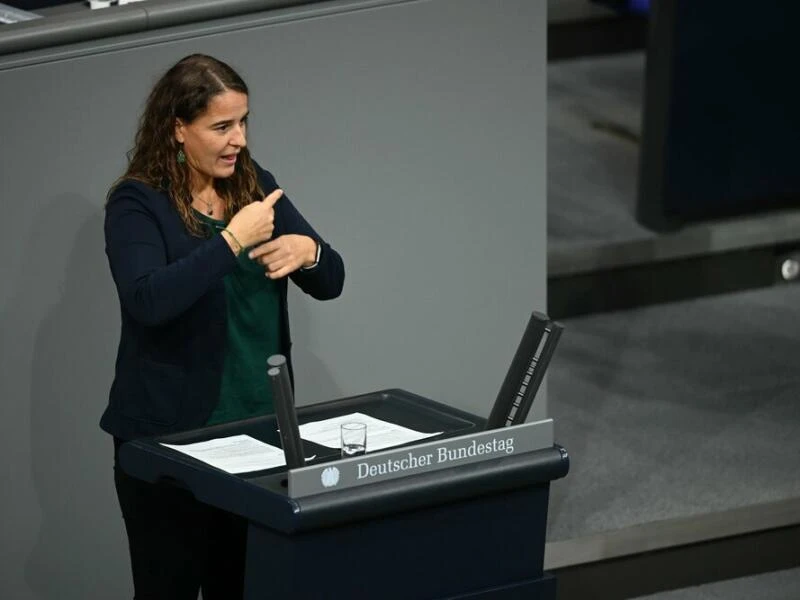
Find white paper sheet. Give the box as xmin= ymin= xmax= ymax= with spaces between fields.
xmin=162 ymin=435 xmax=286 ymax=474
xmin=298 ymin=412 xmax=442 ymax=452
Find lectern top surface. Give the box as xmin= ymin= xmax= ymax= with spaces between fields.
xmin=120 ymin=388 xmax=479 ymax=484
xmin=118 ymin=389 xmax=567 ymax=533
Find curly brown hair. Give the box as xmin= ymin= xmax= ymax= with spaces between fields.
xmin=121 ymin=54 xmax=263 ymax=236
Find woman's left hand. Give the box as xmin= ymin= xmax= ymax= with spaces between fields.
xmin=248 ymin=234 xmax=318 ymax=279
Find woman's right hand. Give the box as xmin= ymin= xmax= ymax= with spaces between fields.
xmin=225 ymin=188 xmax=284 ymax=248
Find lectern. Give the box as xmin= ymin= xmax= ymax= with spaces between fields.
xmin=121 ymin=311 xmax=568 ymax=598
xmin=120 ymin=388 xmax=568 ymax=599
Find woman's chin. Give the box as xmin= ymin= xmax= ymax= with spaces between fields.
xmin=214 ymin=165 xmax=237 ymax=179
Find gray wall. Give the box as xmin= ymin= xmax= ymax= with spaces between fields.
xmin=0 ymin=0 xmax=547 ymax=597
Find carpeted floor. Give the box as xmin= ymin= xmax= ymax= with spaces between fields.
xmin=547 ymin=52 xmax=800 ymax=543
xmin=546 ymin=283 xmax=800 ymax=541
xmin=548 ymin=51 xmax=650 ymax=248
xmin=545 ymin=51 xmax=800 ymax=597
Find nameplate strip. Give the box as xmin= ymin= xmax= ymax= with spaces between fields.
xmin=288 ymin=419 xmax=554 ymax=498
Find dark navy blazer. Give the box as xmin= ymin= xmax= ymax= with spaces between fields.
xmin=100 ymin=164 xmax=344 ymax=440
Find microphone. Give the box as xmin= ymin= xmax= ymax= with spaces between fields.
xmin=485 ymin=312 xmax=564 ymax=429
xmin=267 ymin=354 xmax=305 ymax=469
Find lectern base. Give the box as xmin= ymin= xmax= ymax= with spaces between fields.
xmin=447 ymin=573 xmax=556 ymax=599
xmin=243 ymin=483 xmax=555 ymax=600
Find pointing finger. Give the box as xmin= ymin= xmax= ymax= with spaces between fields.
xmin=262 ymin=188 xmax=284 ymax=208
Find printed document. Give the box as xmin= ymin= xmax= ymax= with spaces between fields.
xmin=299 ymin=412 xmax=441 ymax=452
xmin=162 ymin=435 xmax=285 ymax=474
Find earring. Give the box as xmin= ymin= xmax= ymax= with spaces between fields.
xmin=177 ymin=147 xmax=186 ymax=164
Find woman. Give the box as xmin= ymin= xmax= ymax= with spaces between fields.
xmin=100 ymin=54 xmax=345 ymax=599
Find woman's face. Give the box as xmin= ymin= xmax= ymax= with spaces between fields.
xmin=174 ymin=89 xmax=249 ymax=186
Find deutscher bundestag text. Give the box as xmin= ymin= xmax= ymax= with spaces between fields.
xmin=357 ymin=437 xmax=515 ymax=480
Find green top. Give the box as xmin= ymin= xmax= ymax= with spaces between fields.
xmin=196 ymin=212 xmax=282 ymax=425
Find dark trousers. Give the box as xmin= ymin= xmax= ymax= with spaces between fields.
xmin=113 ymin=439 xmax=247 ymax=600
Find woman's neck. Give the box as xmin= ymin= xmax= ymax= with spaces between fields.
xmin=189 ymin=171 xmax=215 ymax=198
xmin=190 ymin=178 xmax=224 ymax=218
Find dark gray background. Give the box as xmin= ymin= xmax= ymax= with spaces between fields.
xmin=0 ymin=0 xmax=547 ymax=597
